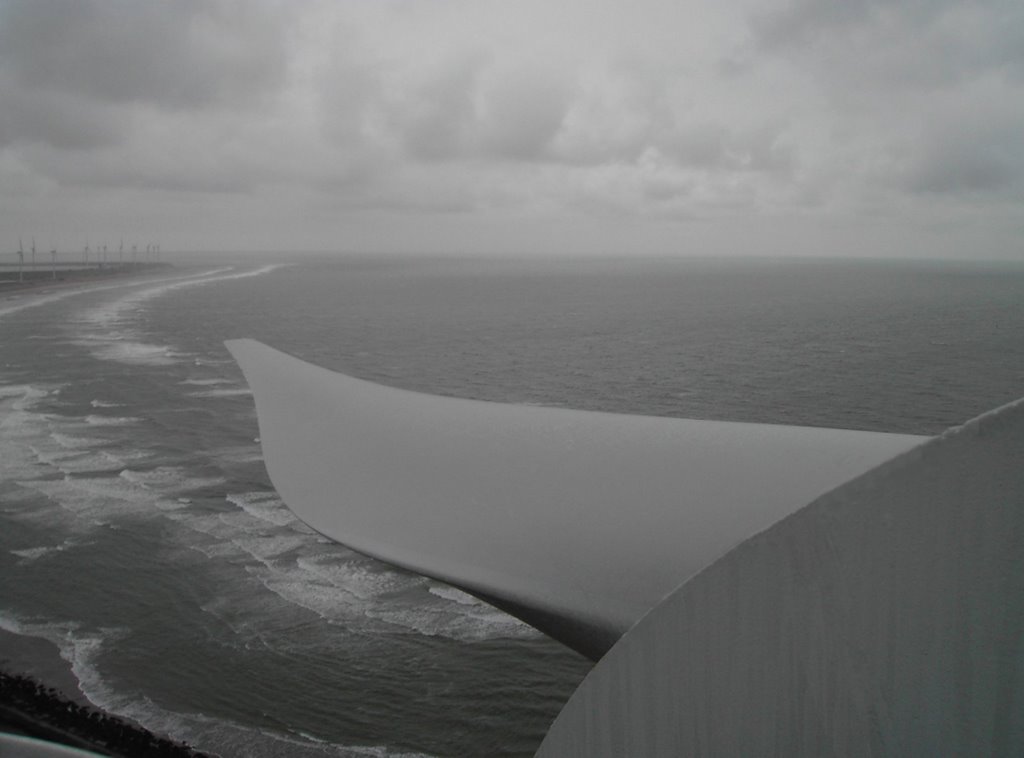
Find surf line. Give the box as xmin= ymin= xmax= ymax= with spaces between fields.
xmin=84 ymin=264 xmax=284 ymax=324
xmin=0 ymin=265 xmax=282 ymax=322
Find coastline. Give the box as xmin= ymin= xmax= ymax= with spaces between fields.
xmin=0 ymin=628 xmax=89 ymax=708
xmin=1 ymin=263 xmax=209 ymax=756
xmin=0 ymin=263 xmax=174 ymax=299
xmin=0 ymin=668 xmax=212 ymax=757
xmin=0 ymin=628 xmax=211 ymax=757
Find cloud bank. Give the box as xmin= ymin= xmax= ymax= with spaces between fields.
xmin=1 ymin=0 xmax=1021 ymax=257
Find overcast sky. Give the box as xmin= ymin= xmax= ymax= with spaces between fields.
xmin=1 ymin=0 xmax=1022 ymax=259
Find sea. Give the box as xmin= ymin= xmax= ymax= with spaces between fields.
xmin=2 ymin=254 xmax=1023 ymax=757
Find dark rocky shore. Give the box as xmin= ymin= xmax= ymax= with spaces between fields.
xmin=0 ymin=670 xmax=211 ymax=757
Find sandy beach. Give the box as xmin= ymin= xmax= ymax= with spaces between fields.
xmin=1 ymin=260 xmax=213 ymax=756
xmin=0 ymin=628 xmax=88 ymax=707
xmin=0 ymin=630 xmax=210 ymax=756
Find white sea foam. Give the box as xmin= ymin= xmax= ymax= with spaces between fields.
xmin=81 ymin=338 xmax=186 ymax=367
xmin=24 ymin=477 xmax=158 ymax=523
xmin=186 ymin=388 xmax=252 ymax=398
xmin=0 ymin=609 xmax=427 ymax=757
xmin=82 ymin=414 xmax=141 ymax=427
xmin=0 ymin=267 xmax=244 ymax=322
xmin=232 ymin=533 xmax=309 ymax=564
xmin=0 ymin=384 xmax=64 ymax=481
xmin=50 ymin=433 xmax=108 ymax=449
xmin=228 ymin=338 xmax=930 ymax=657
xmin=10 ymin=536 xmax=91 ymax=563
xmin=367 ymin=590 xmax=537 ymax=642
xmin=30 ymin=447 xmax=137 ymax=475
xmin=89 ymin=399 xmax=124 ymax=408
xmin=0 ymin=610 xmax=126 ymax=709
xmin=118 ymin=467 xmax=225 ymax=493
xmin=19 ymin=421 xmax=149 ymax=477
xmin=427 ymin=585 xmax=479 ymax=606
xmin=0 ymin=383 xmax=52 ymax=411
xmin=10 ymin=545 xmax=65 ymax=561
xmin=16 ymin=467 xmax=226 ymax=527
xmin=296 ymin=554 xmax=419 ymax=600
xmin=0 ymin=610 xmax=400 ymax=757
xmin=0 ymin=290 xmax=89 ymax=320
xmin=174 ymin=495 xmax=310 ymax=566
xmin=69 ymin=265 xmax=280 ymax=367
xmin=242 ymin=549 xmax=426 ymax=632
xmin=75 ymin=268 xmax=234 ymax=330
xmin=153 ymin=499 xmax=191 ymax=513
xmin=0 ymin=384 xmax=40 ymax=401
xmin=245 ymin=550 xmax=537 ymax=642
xmin=1 ymin=382 xmax=212 ymax=529
xmin=165 ymin=505 xmax=309 ymax=569
xmin=128 ymin=695 xmax=440 ymax=758
xmin=227 ymin=491 xmax=296 ymax=527
xmin=180 ymin=378 xmax=233 ymax=386
xmin=209 ymin=445 xmax=264 ymax=464
xmin=253 ymin=572 xmax=372 ymax=623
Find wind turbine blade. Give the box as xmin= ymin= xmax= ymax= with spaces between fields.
xmin=227 ymin=339 xmax=925 ymax=659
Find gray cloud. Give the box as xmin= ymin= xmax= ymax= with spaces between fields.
xmin=753 ymin=0 xmax=942 ymax=51
xmin=19 ymin=138 xmax=263 ymax=194
xmin=0 ymin=0 xmax=290 ymax=110
xmin=656 ymin=123 xmax=796 ymax=175
xmin=901 ymin=114 xmax=1024 ymax=196
xmin=752 ymin=0 xmax=1024 ymax=87
xmin=0 ymin=77 xmax=124 ymax=149
xmin=0 ymin=0 xmax=1020 ymax=258
xmin=385 ymin=52 xmax=483 ymax=161
xmin=476 ymin=66 xmax=571 ymax=160
xmin=745 ymin=0 xmax=1024 ymax=213
xmin=316 ymin=40 xmax=382 ymax=149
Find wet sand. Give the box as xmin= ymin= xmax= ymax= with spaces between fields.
xmin=0 ymin=628 xmax=88 ymax=707
xmin=1 ymin=265 xmax=207 ymax=754
xmin=1 ymin=668 xmax=211 ymax=757
xmin=0 ymin=633 xmax=210 ymax=756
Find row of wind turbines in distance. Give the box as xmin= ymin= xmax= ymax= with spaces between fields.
xmin=10 ymin=238 xmax=162 ymax=282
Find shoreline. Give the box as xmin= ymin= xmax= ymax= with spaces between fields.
xmin=0 ymin=668 xmax=212 ymax=757
xmin=0 ymin=628 xmax=89 ymax=708
xmin=0 ymin=260 xmax=211 ymax=755
xmin=0 ymin=263 xmax=174 ymax=298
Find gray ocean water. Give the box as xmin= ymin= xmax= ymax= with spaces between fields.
xmin=2 ymin=255 xmax=1023 ymax=756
